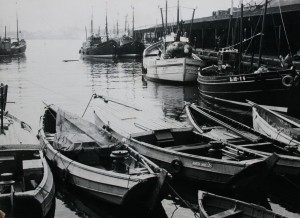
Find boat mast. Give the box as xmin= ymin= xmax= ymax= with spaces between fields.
xmin=105 ymin=3 xmax=109 ymax=41
xmin=131 ymin=6 xmax=134 ymax=39
xmin=16 ymin=13 xmax=19 ymax=41
xmin=91 ymin=12 xmax=93 ymax=35
xmin=258 ymin=0 xmax=268 ymax=67
xmin=85 ymin=26 xmax=87 ymax=40
xmin=117 ymin=20 xmax=119 ymax=36
xmin=4 ymin=26 xmax=6 ymax=40
xmin=125 ymin=15 xmax=127 ymax=33
xmin=189 ymin=8 xmax=196 ymax=39
xmin=160 ymin=8 xmax=165 ymax=37
xmin=177 ymin=0 xmax=179 ymax=29
xmin=165 ymin=0 xmax=168 ymax=35
xmin=1 ymin=84 xmax=3 ymax=134
xmin=227 ymin=0 xmax=233 ymax=46
xmin=239 ymin=0 xmax=244 ymax=74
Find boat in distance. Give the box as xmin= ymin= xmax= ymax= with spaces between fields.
xmin=38 ymin=104 xmax=167 ymax=210
xmin=0 ymin=84 xmax=55 ymax=217
xmin=143 ymin=34 xmax=204 ymax=84
xmin=198 ymin=190 xmax=286 ymax=218
xmin=185 ymin=103 xmax=300 ymax=178
xmin=92 ymin=94 xmax=279 ymax=187
xmin=248 ymin=100 xmax=300 ymax=151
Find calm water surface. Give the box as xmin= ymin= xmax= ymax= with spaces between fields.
xmin=0 ymin=40 xmax=299 ymax=218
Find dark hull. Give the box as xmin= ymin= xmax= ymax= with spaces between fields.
xmin=81 ymin=40 xmax=117 ymax=58
xmin=0 ymin=44 xmax=26 ymax=56
xmin=117 ymin=41 xmax=145 ymax=57
xmin=198 ymin=69 xmax=300 ymax=117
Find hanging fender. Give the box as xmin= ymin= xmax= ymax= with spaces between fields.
xmin=282 ymin=75 xmax=294 ymax=87
xmin=170 ymin=159 xmax=183 ymax=174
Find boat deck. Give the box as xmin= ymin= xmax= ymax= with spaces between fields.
xmin=0 ymin=114 xmax=39 ymax=147
xmin=93 ymin=96 xmax=191 ymax=137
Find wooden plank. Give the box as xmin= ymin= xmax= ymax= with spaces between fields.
xmin=210 ymin=209 xmax=242 ymax=218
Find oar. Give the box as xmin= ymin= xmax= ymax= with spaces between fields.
xmin=192 ymin=104 xmax=258 ymax=143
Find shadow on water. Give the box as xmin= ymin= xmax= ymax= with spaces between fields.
xmin=55 ymin=182 xmax=168 ymax=218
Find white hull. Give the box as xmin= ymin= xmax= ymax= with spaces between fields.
xmin=144 ymin=57 xmax=202 ymax=83
xmin=252 ymin=107 xmax=300 ymax=147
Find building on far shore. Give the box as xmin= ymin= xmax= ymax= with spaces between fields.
xmin=135 ymin=0 xmax=300 ymax=57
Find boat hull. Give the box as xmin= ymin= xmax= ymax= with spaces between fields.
xmin=186 ymin=104 xmax=300 ymax=178
xmin=198 ymin=69 xmax=300 ymax=115
xmin=198 ymin=191 xmax=286 ymax=218
xmin=80 ymin=40 xmax=117 ymax=59
xmin=144 ymin=57 xmax=203 ymax=83
xmin=118 ymin=41 xmax=145 ymax=58
xmin=0 ymin=150 xmax=55 ymax=217
xmin=0 ymin=44 xmax=26 ymax=56
xmin=252 ymin=104 xmax=300 ymax=147
xmin=92 ymin=99 xmax=263 ymax=187
xmin=38 ymin=107 xmax=161 ymax=209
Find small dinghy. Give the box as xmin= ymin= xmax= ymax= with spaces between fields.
xmin=248 ymin=100 xmax=300 ymax=152
xmin=0 ymin=84 xmax=55 ymax=218
xmin=186 ymin=103 xmax=300 ymax=178
xmin=38 ymin=105 xmax=167 ymax=211
xmin=198 ymin=190 xmax=286 ymax=218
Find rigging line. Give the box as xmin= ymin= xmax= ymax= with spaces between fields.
xmin=166 ymin=181 xmax=200 ymax=218
xmin=244 ymin=9 xmax=264 ymax=54
xmin=278 ymin=0 xmax=292 ymax=57
xmin=22 ymin=78 xmax=80 ymax=103
xmin=82 ymin=93 xmax=95 ymax=118
xmin=223 ymin=33 xmax=262 ymax=50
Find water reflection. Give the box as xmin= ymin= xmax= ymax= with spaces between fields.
xmin=55 ymin=183 xmax=168 ymax=218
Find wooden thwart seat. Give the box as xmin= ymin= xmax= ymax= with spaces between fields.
xmin=167 ymin=143 xmax=211 ymax=152
xmin=210 ymin=208 xmax=242 ymax=218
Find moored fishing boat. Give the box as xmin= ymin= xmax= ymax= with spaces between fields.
xmin=117 ymin=7 xmax=145 ymax=58
xmin=118 ymin=35 xmax=145 ymax=58
xmin=186 ymin=103 xmax=300 ymax=177
xmin=92 ymin=94 xmax=278 ymax=187
xmin=0 ymin=84 xmax=55 ymax=217
xmin=38 ymin=105 xmax=167 ymax=210
xmin=198 ymin=190 xmax=286 ymax=218
xmin=197 ymin=0 xmax=300 ymax=117
xmin=248 ymin=100 xmax=300 ymax=151
xmin=0 ymin=16 xmax=26 ymax=56
xmin=142 ymin=1 xmax=204 ymax=83
xmin=79 ymin=10 xmax=117 ymax=59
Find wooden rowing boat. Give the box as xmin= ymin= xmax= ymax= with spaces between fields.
xmin=0 ymin=85 xmax=55 ymax=217
xmin=185 ymin=103 xmax=300 ymax=177
xmin=248 ymin=101 xmax=300 ymax=152
xmin=198 ymin=190 xmax=286 ymax=218
xmin=92 ymin=95 xmax=278 ymax=187
xmin=38 ymin=105 xmax=167 ymax=210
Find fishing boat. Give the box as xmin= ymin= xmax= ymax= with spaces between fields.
xmin=198 ymin=190 xmax=286 ymax=218
xmin=142 ymin=1 xmax=204 ymax=83
xmin=248 ymin=101 xmax=300 ymax=150
xmin=0 ymin=84 xmax=55 ymax=217
xmin=79 ymin=11 xmax=117 ymax=59
xmin=117 ymin=7 xmax=145 ymax=58
xmin=92 ymin=94 xmax=279 ymax=187
xmin=0 ymin=17 xmax=26 ymax=56
xmin=197 ymin=0 xmax=300 ymax=116
xmin=118 ymin=35 xmax=145 ymax=58
xmin=185 ymin=103 xmax=300 ymax=177
xmin=38 ymin=105 xmax=167 ymax=210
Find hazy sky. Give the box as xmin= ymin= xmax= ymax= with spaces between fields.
xmin=0 ymin=0 xmax=291 ymax=35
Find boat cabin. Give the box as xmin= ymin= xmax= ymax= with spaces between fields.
xmin=217 ymin=49 xmax=239 ymax=70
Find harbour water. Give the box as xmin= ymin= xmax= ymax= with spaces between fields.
xmin=1 ymin=40 xmax=300 ymax=218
